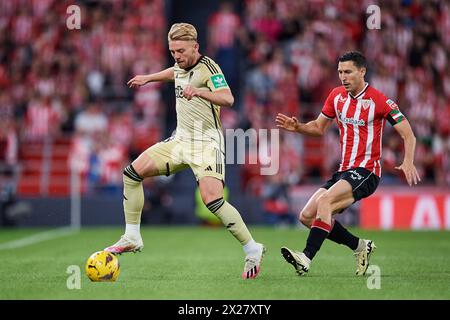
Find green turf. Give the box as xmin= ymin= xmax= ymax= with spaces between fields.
xmin=0 ymin=226 xmax=449 ymax=300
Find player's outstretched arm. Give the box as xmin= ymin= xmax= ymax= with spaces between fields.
xmin=276 ymin=113 xmax=332 ymax=137
xmin=127 ymin=67 xmax=174 ymax=88
xmin=393 ymin=119 xmax=421 ymax=186
xmin=183 ymin=86 xmax=234 ymax=107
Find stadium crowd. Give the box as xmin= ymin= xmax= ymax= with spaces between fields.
xmin=0 ymin=0 xmax=166 ymax=189
xmin=0 ymin=0 xmax=449 ymax=205
xmin=236 ymin=0 xmax=450 ymax=195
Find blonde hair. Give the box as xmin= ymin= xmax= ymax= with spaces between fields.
xmin=168 ymin=23 xmax=198 ymax=42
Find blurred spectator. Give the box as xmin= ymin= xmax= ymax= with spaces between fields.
xmin=381 ymin=135 xmax=403 ymax=185
xmin=96 ymin=134 xmax=127 ymax=193
xmin=207 ymin=1 xmax=241 ymax=91
xmin=24 ymin=94 xmax=61 ymax=141
xmin=0 ymin=119 xmax=18 ymax=167
xmin=74 ymin=102 xmax=108 ymax=135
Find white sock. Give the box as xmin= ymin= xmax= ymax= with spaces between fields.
xmin=125 ymin=224 xmax=141 ymax=238
xmin=354 ymin=239 xmax=365 ymax=253
xmin=243 ymin=239 xmax=260 ymax=255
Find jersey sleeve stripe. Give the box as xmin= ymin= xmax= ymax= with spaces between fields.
xmin=321 ymin=112 xmax=335 ymax=120
xmin=203 ymin=57 xmax=219 ymax=73
xmin=200 ymin=57 xmax=219 ymax=74
xmin=200 ymin=60 xmax=215 ymax=75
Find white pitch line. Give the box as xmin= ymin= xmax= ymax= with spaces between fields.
xmin=0 ymin=227 xmax=79 ymax=250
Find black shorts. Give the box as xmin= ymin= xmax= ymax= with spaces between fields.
xmin=321 ymin=167 xmax=380 ymax=202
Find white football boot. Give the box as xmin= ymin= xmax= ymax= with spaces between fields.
xmin=242 ymin=243 xmax=266 ymax=279
xmin=354 ymin=239 xmax=376 ymax=276
xmin=281 ymin=246 xmax=311 ymax=276
xmin=104 ymin=234 xmax=144 ymax=254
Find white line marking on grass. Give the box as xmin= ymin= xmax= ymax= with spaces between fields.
xmin=0 ymin=227 xmax=79 ymax=250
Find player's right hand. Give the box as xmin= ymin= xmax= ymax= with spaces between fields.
xmin=276 ymin=113 xmax=299 ymax=132
xmin=395 ymin=162 xmax=421 ymax=186
xmin=127 ymin=75 xmax=150 ymax=88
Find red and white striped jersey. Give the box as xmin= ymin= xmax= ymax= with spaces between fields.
xmin=25 ymin=100 xmax=60 ymax=140
xmin=321 ymin=83 xmax=406 ymax=177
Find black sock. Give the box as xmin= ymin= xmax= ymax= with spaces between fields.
xmin=327 ymin=219 xmax=359 ymax=250
xmin=303 ymin=219 xmax=331 ymax=260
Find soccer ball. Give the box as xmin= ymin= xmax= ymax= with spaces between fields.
xmin=85 ymin=251 xmax=120 ymax=282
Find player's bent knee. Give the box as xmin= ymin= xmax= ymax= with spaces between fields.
xmin=131 ymin=153 xmax=160 ymax=178
xmin=299 ymin=208 xmax=315 ymax=225
xmin=200 ymin=191 xmax=223 ymax=206
xmin=299 ymin=213 xmax=313 ymax=228
xmin=199 ymin=178 xmax=224 ymax=205
xmin=123 ymin=164 xmax=143 ymax=183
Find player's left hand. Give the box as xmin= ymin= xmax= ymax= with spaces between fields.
xmin=183 ymin=85 xmax=200 ymax=100
xmin=395 ymin=162 xmax=421 ymax=186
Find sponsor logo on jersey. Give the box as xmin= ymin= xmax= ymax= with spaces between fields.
xmin=386 ymin=99 xmax=399 ymax=110
xmin=175 ymin=85 xmax=184 ymax=98
xmin=211 ymin=74 xmax=228 ymax=89
xmin=349 ymin=170 xmax=364 ymax=180
xmin=337 ymin=111 xmax=365 ymax=126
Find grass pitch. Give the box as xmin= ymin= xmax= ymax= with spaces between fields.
xmin=0 ymin=226 xmax=449 ymax=300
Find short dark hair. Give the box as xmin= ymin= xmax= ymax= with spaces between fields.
xmin=338 ymin=51 xmax=366 ymax=68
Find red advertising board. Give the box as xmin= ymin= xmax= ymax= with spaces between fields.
xmin=360 ymin=188 xmax=450 ymax=230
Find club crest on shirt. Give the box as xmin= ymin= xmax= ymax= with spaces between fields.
xmin=361 ymin=99 xmax=372 ymax=110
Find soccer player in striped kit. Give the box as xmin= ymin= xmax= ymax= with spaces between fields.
xmin=276 ymin=51 xmax=420 ymax=276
